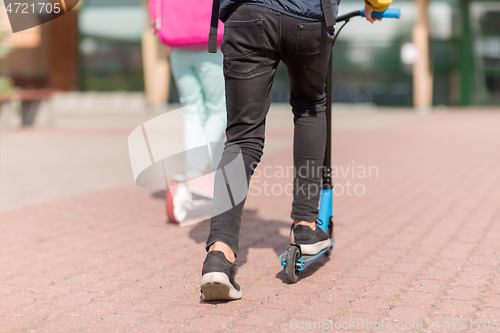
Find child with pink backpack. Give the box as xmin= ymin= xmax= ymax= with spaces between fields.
xmin=149 ymin=0 xmax=226 ymax=223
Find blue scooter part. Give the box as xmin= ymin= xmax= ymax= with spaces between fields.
xmin=279 ymin=241 xmax=335 ymax=271
xmin=360 ymin=8 xmax=401 ymax=19
xmin=279 ymin=188 xmax=334 ymax=272
xmin=317 ymin=188 xmax=332 ymax=233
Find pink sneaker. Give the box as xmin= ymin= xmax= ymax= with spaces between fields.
xmin=166 ymin=176 xmax=192 ymax=224
xmin=186 ymin=174 xmax=214 ymax=199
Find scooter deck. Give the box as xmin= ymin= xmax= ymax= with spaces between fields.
xmin=279 ymin=239 xmax=335 ymax=271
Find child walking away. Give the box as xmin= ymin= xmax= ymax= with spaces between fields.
xmin=148 ymin=0 xmax=227 ymax=224
xmin=200 ymin=0 xmax=393 ymax=301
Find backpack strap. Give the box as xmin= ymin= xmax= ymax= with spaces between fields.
xmin=321 ymin=0 xmax=336 ymax=27
xmin=155 ymin=0 xmax=162 ymax=32
xmin=208 ymin=0 xmax=221 ymax=53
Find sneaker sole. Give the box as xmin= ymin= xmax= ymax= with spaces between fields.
xmin=298 ymin=239 xmax=332 ymax=255
xmin=201 ymin=272 xmax=242 ymax=301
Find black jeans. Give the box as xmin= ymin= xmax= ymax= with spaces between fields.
xmin=206 ymin=4 xmax=335 ymax=256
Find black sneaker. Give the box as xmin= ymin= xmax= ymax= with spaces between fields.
xmin=201 ymin=251 xmax=242 ymax=301
xmin=293 ymin=224 xmax=331 ymax=255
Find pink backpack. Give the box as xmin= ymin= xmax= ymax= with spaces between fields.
xmin=148 ymin=0 xmax=224 ymax=50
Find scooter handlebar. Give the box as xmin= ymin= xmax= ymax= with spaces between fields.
xmin=360 ymin=8 xmax=401 ymax=19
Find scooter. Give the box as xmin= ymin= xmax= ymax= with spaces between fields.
xmin=280 ymin=8 xmax=401 ymax=284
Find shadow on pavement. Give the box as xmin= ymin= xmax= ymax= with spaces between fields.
xmin=187 ymin=209 xmax=288 ymax=268
xmin=151 ymin=190 xmax=166 ymax=199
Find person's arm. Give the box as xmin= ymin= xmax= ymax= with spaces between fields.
xmin=363 ymin=0 xmax=393 ymax=23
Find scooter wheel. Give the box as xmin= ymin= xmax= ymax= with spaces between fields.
xmin=166 ymin=180 xmax=191 ymax=223
xmin=285 ymin=245 xmax=301 ymax=284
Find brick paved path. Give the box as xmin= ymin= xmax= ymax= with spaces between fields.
xmin=1 ymin=109 xmax=499 ymax=332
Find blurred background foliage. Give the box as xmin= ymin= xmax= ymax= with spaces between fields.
xmin=0 ymin=0 xmax=499 ymax=106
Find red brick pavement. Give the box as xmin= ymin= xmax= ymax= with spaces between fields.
xmin=1 ymin=110 xmax=500 ymax=332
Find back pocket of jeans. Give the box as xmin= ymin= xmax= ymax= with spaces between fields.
xmin=222 ymin=19 xmax=267 ymax=75
xmin=293 ymin=22 xmax=334 ymax=65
